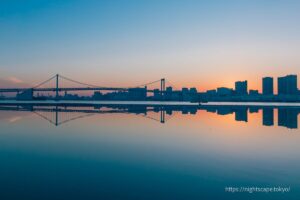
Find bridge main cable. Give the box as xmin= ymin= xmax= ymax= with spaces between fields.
xmin=32 ymin=74 xmax=57 ymax=89
xmin=131 ymin=79 xmax=161 ymax=88
xmin=59 ymin=74 xmax=107 ymax=88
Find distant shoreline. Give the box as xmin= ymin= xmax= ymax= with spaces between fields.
xmin=0 ymin=100 xmax=300 ymax=107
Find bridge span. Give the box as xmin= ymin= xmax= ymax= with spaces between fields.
xmin=0 ymin=87 xmax=158 ymax=93
xmin=0 ymin=74 xmax=173 ymax=100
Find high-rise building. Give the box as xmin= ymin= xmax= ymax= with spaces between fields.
xmin=262 ymin=77 xmax=273 ymax=95
xmin=278 ymin=76 xmax=287 ymax=94
xmin=278 ymin=75 xmax=298 ymax=95
xmin=235 ymin=80 xmax=248 ymax=95
xmin=286 ymin=75 xmax=298 ymax=94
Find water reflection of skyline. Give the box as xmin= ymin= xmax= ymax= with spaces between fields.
xmin=0 ymin=105 xmax=299 ymax=129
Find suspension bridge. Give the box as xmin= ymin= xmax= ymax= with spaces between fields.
xmin=0 ymin=74 xmax=177 ymax=100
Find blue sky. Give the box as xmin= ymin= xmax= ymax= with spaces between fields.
xmin=0 ymin=0 xmax=299 ymax=91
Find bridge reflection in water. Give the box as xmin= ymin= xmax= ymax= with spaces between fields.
xmin=0 ymin=104 xmax=299 ymax=129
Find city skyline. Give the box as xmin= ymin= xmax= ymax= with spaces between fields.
xmin=1 ymin=0 xmax=300 ymax=91
xmin=0 ymin=72 xmax=299 ymax=94
xmin=1 ymin=73 xmax=299 ymax=103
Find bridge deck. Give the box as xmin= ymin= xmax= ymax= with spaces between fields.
xmin=0 ymin=87 xmax=157 ymax=93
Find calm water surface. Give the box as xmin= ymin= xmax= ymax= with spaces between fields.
xmin=0 ymin=105 xmax=299 ymax=200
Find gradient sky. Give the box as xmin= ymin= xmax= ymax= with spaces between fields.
xmin=0 ymin=0 xmax=299 ymax=92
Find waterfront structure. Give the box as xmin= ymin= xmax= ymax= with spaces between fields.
xmin=249 ymin=90 xmax=259 ymax=96
xmin=217 ymin=87 xmax=233 ymax=96
xmin=262 ymin=77 xmax=273 ymax=95
xmin=235 ymin=81 xmax=248 ymax=95
xmin=278 ymin=75 xmax=298 ymax=95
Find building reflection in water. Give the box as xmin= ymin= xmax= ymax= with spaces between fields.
xmin=278 ymin=108 xmax=298 ymax=129
xmin=234 ymin=107 xmax=248 ymax=122
xmin=263 ymin=108 xmax=274 ymax=126
xmin=0 ymin=104 xmax=299 ymax=129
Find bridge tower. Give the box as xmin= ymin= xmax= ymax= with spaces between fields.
xmin=160 ymin=78 xmax=165 ymax=100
